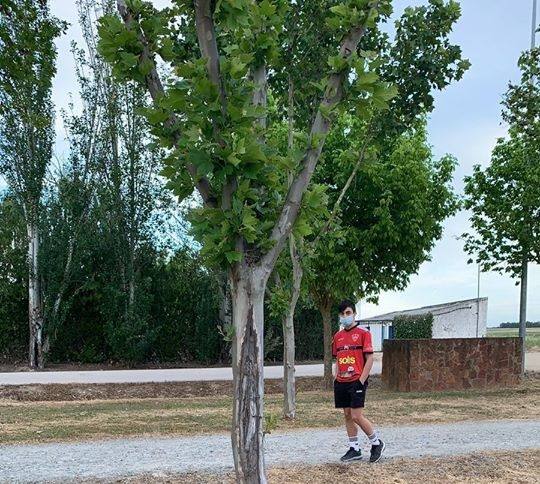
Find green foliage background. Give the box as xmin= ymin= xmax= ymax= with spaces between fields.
xmin=0 ymin=194 xmax=326 ymax=364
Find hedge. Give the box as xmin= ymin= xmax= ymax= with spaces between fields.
xmin=393 ymin=313 xmax=433 ymax=339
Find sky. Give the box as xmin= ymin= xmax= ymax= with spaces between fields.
xmin=47 ymin=0 xmax=540 ymax=326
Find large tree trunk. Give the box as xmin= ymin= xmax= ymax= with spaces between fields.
xmin=319 ymin=299 xmax=334 ymax=390
xmin=282 ymin=236 xmax=303 ymax=419
xmin=27 ymin=220 xmax=44 ymax=369
xmin=230 ymin=264 xmax=268 ymax=484
xmin=519 ymin=255 xmax=528 ymax=375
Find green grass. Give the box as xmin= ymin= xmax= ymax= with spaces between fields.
xmin=487 ymin=327 xmax=540 ymax=350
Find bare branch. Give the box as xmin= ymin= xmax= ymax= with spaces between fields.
xmin=116 ymin=0 xmax=217 ymax=207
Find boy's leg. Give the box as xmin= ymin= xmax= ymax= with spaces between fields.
xmin=339 ymin=408 xmax=362 ymax=461
xmin=350 ymin=407 xmax=374 ymax=437
xmin=351 ymin=408 xmax=385 ymax=463
xmin=343 ymin=408 xmax=360 ymax=448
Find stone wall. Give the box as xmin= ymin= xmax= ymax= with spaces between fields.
xmin=382 ymin=337 xmax=522 ymax=392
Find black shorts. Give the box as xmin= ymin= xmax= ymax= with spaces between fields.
xmin=334 ymin=379 xmax=368 ymax=408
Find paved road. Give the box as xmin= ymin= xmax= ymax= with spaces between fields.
xmin=1 ymin=352 xmax=539 ymax=385
xmin=0 ymin=355 xmax=383 ymax=385
xmin=0 ymin=419 xmax=538 ymax=483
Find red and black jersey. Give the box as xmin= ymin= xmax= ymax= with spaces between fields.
xmin=332 ymin=325 xmax=373 ymax=383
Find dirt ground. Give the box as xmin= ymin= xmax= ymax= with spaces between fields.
xmin=86 ymin=450 xmax=540 ymax=483
xmin=0 ymin=375 xmax=329 ymax=401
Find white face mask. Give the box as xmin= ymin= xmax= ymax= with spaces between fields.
xmin=339 ymin=314 xmax=355 ymax=328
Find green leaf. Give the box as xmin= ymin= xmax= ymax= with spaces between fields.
xmin=225 ymin=250 xmax=242 ymax=263
xmin=293 ymin=217 xmax=313 ymax=237
xmin=357 ymin=71 xmax=378 ymax=85
xmin=188 ymin=150 xmax=213 ymax=176
xmin=327 ymin=55 xmax=348 ymax=72
xmin=259 ymin=0 xmax=276 ymax=17
xmin=142 ymin=107 xmax=169 ymax=125
xmin=139 ymin=58 xmax=154 ymax=76
xmin=329 ymin=4 xmax=350 ymax=17
xmin=120 ymin=52 xmax=139 ymax=68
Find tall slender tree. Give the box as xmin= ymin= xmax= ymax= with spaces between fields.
xmin=463 ymin=49 xmax=540 ymax=373
xmin=72 ymin=0 xmax=169 ymax=361
xmin=0 ymin=0 xmax=65 ymax=368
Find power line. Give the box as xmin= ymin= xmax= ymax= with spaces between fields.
xmin=532 ymin=0 xmax=537 ymax=49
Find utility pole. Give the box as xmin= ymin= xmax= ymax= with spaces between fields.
xmin=519 ymin=256 xmax=528 ymax=375
xmin=476 ymin=264 xmax=481 ymax=338
xmin=532 ymin=0 xmax=537 ymax=49
xmin=518 ymin=0 xmax=538 ymax=375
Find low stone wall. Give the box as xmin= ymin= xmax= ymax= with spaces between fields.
xmin=382 ymin=337 xmax=522 ymax=392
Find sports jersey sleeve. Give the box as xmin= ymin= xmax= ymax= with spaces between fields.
xmin=363 ymin=330 xmax=374 ymax=353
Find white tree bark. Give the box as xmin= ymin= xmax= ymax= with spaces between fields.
xmin=116 ymin=0 xmax=216 ymax=208
xmin=27 ymin=220 xmax=44 ymax=369
xmin=230 ymin=264 xmax=268 ymax=484
xmin=282 ymin=235 xmax=302 ymax=419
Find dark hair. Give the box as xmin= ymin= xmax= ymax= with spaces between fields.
xmin=338 ymin=299 xmax=356 ymax=314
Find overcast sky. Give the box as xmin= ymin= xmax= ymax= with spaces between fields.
xmin=48 ymin=0 xmax=539 ymax=326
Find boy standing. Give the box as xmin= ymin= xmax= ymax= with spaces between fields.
xmin=332 ymin=299 xmax=385 ymax=463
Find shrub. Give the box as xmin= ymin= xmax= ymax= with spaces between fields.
xmin=393 ymin=313 xmax=433 ymax=339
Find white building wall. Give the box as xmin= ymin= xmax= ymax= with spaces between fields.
xmin=357 ymin=324 xmax=389 ymax=352
xmin=431 ymin=299 xmax=488 ymax=338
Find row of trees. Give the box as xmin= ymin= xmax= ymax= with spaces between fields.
xmin=0 ymin=0 xmax=493 ymax=482
xmin=0 ymin=0 xmax=471 ymax=481
xmin=499 ymin=322 xmax=540 ymax=328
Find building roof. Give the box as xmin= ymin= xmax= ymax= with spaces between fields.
xmin=358 ymin=297 xmax=488 ymax=323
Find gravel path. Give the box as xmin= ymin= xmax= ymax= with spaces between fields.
xmin=0 ymin=419 xmax=538 ymax=483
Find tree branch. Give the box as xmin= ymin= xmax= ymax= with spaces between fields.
xmin=116 ymin=0 xmax=217 ymax=207
xmin=194 ymin=0 xmax=227 ymax=115
xmin=261 ymin=18 xmax=373 ymax=272
xmin=309 ymin=133 xmax=372 ymax=252
xmin=252 ymin=63 xmax=268 ymax=131
xmin=193 ymin=0 xmax=237 ymax=212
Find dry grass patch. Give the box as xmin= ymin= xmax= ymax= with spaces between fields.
xmin=85 ymin=450 xmax=540 ymax=483
xmin=0 ymin=374 xmax=538 ymax=445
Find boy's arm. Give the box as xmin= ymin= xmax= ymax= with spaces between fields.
xmin=331 ymin=335 xmax=337 ymax=379
xmin=359 ymin=354 xmax=373 ymax=384
xmin=359 ymin=330 xmax=374 ymax=384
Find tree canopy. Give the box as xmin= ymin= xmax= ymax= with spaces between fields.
xmin=463 ymin=49 xmax=540 ymax=277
